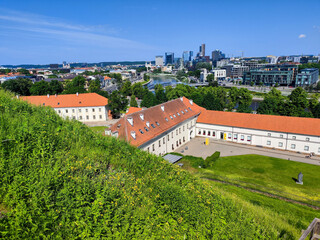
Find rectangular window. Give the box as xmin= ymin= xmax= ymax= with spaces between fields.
xmin=79 ymin=109 xmax=81 ymax=113
xmin=171 ymin=132 xmax=173 ymax=138
xmin=183 ymin=126 xmax=185 ymax=131
xmin=72 ymin=109 xmax=75 ymax=113
xmin=86 ymin=109 xmax=88 ymax=112
xmin=208 ymin=131 xmax=211 ymax=136
xmin=79 ymin=116 xmax=82 ymax=120
xmin=267 ymin=141 xmax=271 ymax=145
xmin=176 ymin=129 xmax=178 ymax=135
xmin=93 ymin=115 xmax=96 ymax=120
xmin=99 ymin=108 xmax=101 ymax=112
xmin=304 ymin=146 xmax=309 ymax=151
xmin=159 ymin=140 xmax=161 ymax=147
xmin=183 ymin=137 xmax=185 ymax=142
xmin=247 ymin=136 xmax=251 ymax=141
xmin=86 ymin=115 xmax=89 ymax=120
xmin=198 ymin=130 xmax=201 ymax=135
xmin=179 ymin=128 xmax=181 ymax=134
xmin=291 ymin=144 xmax=296 ymax=149
xmin=267 ymin=133 xmax=271 ymax=137
xmin=292 ymin=136 xmax=296 ymax=140
xmin=167 ymin=135 xmax=169 ymax=141
xmin=72 ymin=116 xmax=75 ymax=119
xmin=92 ymin=108 xmax=95 ymax=112
xmin=152 ymin=144 xmax=155 ymax=151
xmin=203 ymin=130 xmax=206 ymax=135
xmin=147 ymin=147 xmax=150 ymax=152
xmin=318 ymin=147 xmax=320 ymax=153
xmin=163 ymin=138 xmax=165 ymax=144
xmin=99 ymin=115 xmax=102 ymax=119
xmin=241 ymin=135 xmax=244 ymax=141
xmin=306 ymin=137 xmax=310 ymax=141
xmin=278 ymin=142 xmax=283 ymax=147
xmin=66 ymin=109 xmax=68 ymax=113
xmin=187 ymin=123 xmax=189 ymax=128
xmin=58 ymin=110 xmax=61 ymax=113
xmin=228 ymin=133 xmax=231 ymax=139
xmin=280 ymin=134 xmax=283 ymax=138
xmin=212 ymin=131 xmax=216 ymax=137
xmin=234 ymin=134 xmax=238 ymax=140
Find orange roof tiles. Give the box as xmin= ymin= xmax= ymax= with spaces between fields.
xmin=110 ymin=97 xmax=202 ymax=147
xmin=125 ymin=107 xmax=143 ymax=115
xmin=197 ymin=110 xmax=320 ymax=136
xmin=21 ymin=93 xmax=108 ymax=108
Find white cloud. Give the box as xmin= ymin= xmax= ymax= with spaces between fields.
xmin=298 ymin=34 xmax=306 ymax=39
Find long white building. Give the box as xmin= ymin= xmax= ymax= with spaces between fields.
xmin=21 ymin=93 xmax=111 ymax=122
xmin=109 ymin=97 xmax=320 ymax=156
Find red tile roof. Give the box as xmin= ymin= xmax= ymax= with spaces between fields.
xmin=197 ymin=110 xmax=320 ymax=136
xmin=110 ymin=97 xmax=202 ymax=147
xmin=21 ymin=93 xmax=108 ymax=108
xmin=125 ymin=107 xmax=143 ymax=115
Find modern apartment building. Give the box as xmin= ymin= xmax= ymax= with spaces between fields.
xmin=295 ymin=68 xmax=319 ymax=87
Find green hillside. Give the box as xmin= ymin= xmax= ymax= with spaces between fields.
xmin=0 ymin=90 xmax=294 ymax=239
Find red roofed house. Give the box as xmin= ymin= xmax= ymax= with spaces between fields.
xmin=21 ymin=93 xmax=111 ymax=122
xmin=109 ymin=97 xmax=320 ymax=156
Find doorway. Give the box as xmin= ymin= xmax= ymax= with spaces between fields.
xmin=220 ymin=132 xmax=224 ymax=140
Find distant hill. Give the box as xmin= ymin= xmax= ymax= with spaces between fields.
xmin=0 ymin=89 xmax=280 ymax=239
xmin=2 ymin=61 xmax=154 ymax=69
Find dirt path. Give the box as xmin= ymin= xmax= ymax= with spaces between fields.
xmin=203 ymin=177 xmax=320 ymax=210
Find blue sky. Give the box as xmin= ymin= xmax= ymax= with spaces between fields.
xmin=0 ymin=0 xmax=319 ymax=65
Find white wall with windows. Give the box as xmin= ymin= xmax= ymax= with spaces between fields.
xmin=141 ymin=117 xmax=197 ymax=156
xmin=196 ymin=123 xmax=320 ymax=154
xmin=54 ymin=105 xmax=109 ymax=122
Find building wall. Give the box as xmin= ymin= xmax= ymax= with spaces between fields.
xmin=212 ymin=69 xmax=226 ymax=79
xmin=141 ymin=117 xmax=197 ymax=156
xmin=54 ymin=105 xmax=109 ymax=122
xmin=196 ymin=123 xmax=320 ymax=154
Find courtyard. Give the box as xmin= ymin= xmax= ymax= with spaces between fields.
xmin=175 ymin=137 xmax=320 ymax=166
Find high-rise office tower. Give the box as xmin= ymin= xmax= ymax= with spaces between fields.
xmin=183 ymin=51 xmax=194 ymax=62
xmin=165 ymin=52 xmax=174 ymax=65
xmin=199 ymin=44 xmax=205 ymax=57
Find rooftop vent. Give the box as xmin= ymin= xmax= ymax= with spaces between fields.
xmin=189 ymin=99 xmax=193 ymax=105
xmin=165 ymin=117 xmax=168 ymax=122
xmin=177 ymin=112 xmax=180 ymax=116
xmin=146 ymin=121 xmax=150 ymax=128
xmin=161 ymin=105 xmax=165 ymax=112
xmin=127 ymin=117 xmax=134 ymax=126
xmin=47 ymin=94 xmax=50 ymax=98
xmin=139 ymin=113 xmax=144 ymax=121
xmin=180 ymin=97 xmax=183 ymax=101
xmin=156 ymin=121 xmax=160 ymax=126
xmin=76 ymin=92 xmax=79 ymax=96
xmin=130 ymin=131 xmax=136 ymax=139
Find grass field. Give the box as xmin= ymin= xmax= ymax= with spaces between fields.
xmin=90 ymin=126 xmax=107 ymax=135
xmin=173 ymin=153 xmax=320 ymax=238
xmin=179 ymin=154 xmax=320 ymax=207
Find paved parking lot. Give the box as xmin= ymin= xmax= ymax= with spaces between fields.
xmin=175 ymin=137 xmax=320 ymax=166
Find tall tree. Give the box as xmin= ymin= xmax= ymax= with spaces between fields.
xmin=155 ymin=84 xmax=167 ymax=103
xmin=2 ymin=78 xmax=32 ymax=96
xmin=88 ymin=79 xmax=101 ymax=93
xmin=63 ymin=76 xmax=86 ymax=94
xmin=49 ymin=80 xmax=64 ymax=94
xmin=30 ymin=80 xmax=51 ymax=95
xmin=120 ymin=80 xmax=132 ymax=96
xmin=130 ymin=95 xmax=138 ymax=107
xmin=108 ymin=90 xmax=128 ymax=117
xmin=141 ymin=91 xmax=157 ymax=108
xmin=287 ymin=87 xmax=309 ymax=116
xmin=131 ymin=82 xmax=147 ymax=99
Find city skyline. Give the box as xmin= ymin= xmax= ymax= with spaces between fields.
xmin=0 ymin=0 xmax=320 ymax=65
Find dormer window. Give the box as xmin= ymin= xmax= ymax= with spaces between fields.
xmin=146 ymin=121 xmax=150 ymax=128
xmin=177 ymin=112 xmax=180 ymax=116
xmin=151 ymin=124 xmax=155 ymax=128
xmin=170 ymin=115 xmax=173 ymax=119
xmin=144 ymin=127 xmax=149 ymax=132
xmin=156 ymin=121 xmax=160 ymax=126
xmin=57 ymin=102 xmax=60 ymax=105
xmin=127 ymin=117 xmax=133 ymax=126
xmin=173 ymin=114 xmax=176 ymax=118
xmin=161 ymin=105 xmax=165 ymax=112
xmin=185 ymin=109 xmax=188 ymax=112
xmin=165 ymin=117 xmax=168 ymax=122
xmin=139 ymin=113 xmax=144 ymax=121
xmin=139 ymin=129 xmax=144 ymax=134
xmin=181 ymin=110 xmax=184 ymax=114
xmin=130 ymin=131 xmax=136 ymax=139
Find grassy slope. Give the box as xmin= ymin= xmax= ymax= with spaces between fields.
xmin=0 ymin=90 xmax=283 ymax=239
xmin=175 ymin=153 xmax=320 ymax=239
xmin=201 ymin=154 xmax=320 ymax=206
xmin=90 ymin=126 xmax=107 ymax=135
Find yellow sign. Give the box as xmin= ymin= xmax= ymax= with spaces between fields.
xmin=224 ymin=133 xmax=227 ymax=140
xmin=205 ymin=138 xmax=209 ymax=145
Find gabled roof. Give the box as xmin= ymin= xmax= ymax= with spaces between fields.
xmin=110 ymin=97 xmax=201 ymax=147
xmin=21 ymin=93 xmax=108 ymax=108
xmin=125 ymin=107 xmax=143 ymax=115
xmin=197 ymin=110 xmax=320 ymax=136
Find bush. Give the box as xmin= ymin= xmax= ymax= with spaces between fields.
xmin=203 ymin=151 xmax=220 ymax=168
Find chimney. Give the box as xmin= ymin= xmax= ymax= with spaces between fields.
xmin=47 ymin=94 xmax=50 ymax=98
xmin=76 ymin=92 xmax=79 ymax=96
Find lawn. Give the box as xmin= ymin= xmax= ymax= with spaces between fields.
xmin=90 ymin=126 xmax=107 ymax=135
xmin=177 ymin=154 xmax=320 ymax=207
